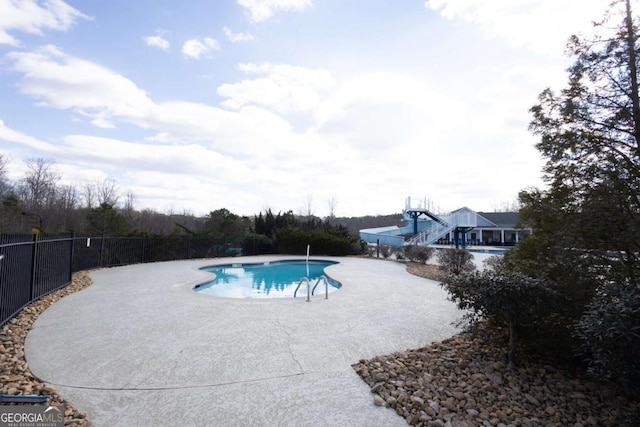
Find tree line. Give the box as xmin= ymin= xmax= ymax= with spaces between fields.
xmin=0 ymin=157 xmax=387 ymax=255
xmin=0 ymin=157 xmax=197 ymax=236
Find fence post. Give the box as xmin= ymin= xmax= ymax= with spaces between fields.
xmin=69 ymin=233 xmax=75 ymax=280
xmin=29 ymin=233 xmax=38 ymax=302
xmin=141 ymin=235 xmax=146 ymax=263
xmin=99 ymin=233 xmax=106 ymax=267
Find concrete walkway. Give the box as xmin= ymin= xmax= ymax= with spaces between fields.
xmin=25 ymin=256 xmax=468 ymax=426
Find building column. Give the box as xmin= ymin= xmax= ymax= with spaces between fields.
xmin=500 ymin=229 xmax=505 ymax=244
xmin=479 ymin=229 xmax=483 ymax=245
xmin=515 ymin=231 xmax=519 ymax=243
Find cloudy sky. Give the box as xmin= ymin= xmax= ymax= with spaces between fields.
xmin=0 ymin=0 xmax=615 ymax=217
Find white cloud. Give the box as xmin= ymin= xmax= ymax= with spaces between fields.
xmin=217 ymin=62 xmax=333 ymax=113
xmin=471 ymin=64 xmax=566 ymax=138
xmin=2 ymin=41 xmax=546 ymax=216
xmin=304 ymin=70 xmax=545 ymax=213
xmin=4 ymin=46 xmax=299 ymax=157
xmin=143 ymin=35 xmax=170 ymax=51
xmin=308 ymin=73 xmax=466 ymax=179
xmin=6 ymin=133 xmax=266 ymax=213
xmin=237 ymin=0 xmax=312 ymax=23
xmin=89 ymin=116 xmax=116 ymax=128
xmin=61 ymin=135 xmax=251 ymax=178
xmin=0 ymin=45 xmax=366 ymax=214
xmin=55 ymin=134 xmax=331 ymax=215
xmin=0 ymin=119 xmax=58 ymax=152
xmin=7 ymin=45 xmax=154 ymax=118
xmin=223 ymin=26 xmax=254 ymax=42
xmin=182 ymin=37 xmax=220 ymax=59
xmin=0 ymin=0 xmax=89 ymax=45
xmin=425 ymin=0 xmax=610 ymax=55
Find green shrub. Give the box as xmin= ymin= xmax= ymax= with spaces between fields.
xmin=367 ymin=245 xmax=377 ymax=257
xmin=242 ymin=233 xmax=273 ymax=255
xmin=404 ymin=244 xmax=434 ymax=264
xmin=353 ymin=240 xmax=368 ymax=255
xmin=437 ymin=248 xmax=475 ymax=275
xmin=575 ymin=280 xmax=640 ymax=394
xmin=483 ymin=255 xmax=505 ymax=272
xmin=379 ymin=244 xmax=392 ymax=259
xmin=274 ymin=228 xmax=352 ymax=256
xmin=441 ymin=269 xmax=556 ymax=365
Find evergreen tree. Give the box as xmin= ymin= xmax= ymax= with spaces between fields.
xmin=87 ymin=203 xmax=131 ymax=236
xmin=275 ymin=210 xmax=296 ymax=229
xmin=265 ymin=209 xmax=276 ymax=238
xmin=512 ymin=0 xmax=640 ymax=391
xmin=254 ymin=212 xmax=265 ymax=235
xmin=203 ymin=208 xmax=250 ymax=239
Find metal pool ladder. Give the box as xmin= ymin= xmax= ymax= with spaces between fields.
xmin=294 ymin=275 xmax=330 ymax=301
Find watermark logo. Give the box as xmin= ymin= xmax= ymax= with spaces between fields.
xmin=0 ymin=405 xmax=63 ymax=427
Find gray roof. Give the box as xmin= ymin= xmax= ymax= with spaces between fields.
xmin=477 ymin=212 xmax=519 ymax=228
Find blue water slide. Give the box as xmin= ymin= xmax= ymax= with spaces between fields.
xmin=359 ymin=217 xmax=438 ymax=247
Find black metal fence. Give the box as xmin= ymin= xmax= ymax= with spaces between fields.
xmin=0 ymin=235 xmax=234 ymax=328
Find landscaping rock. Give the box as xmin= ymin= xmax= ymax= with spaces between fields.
xmin=350 ymin=262 xmax=640 ymax=426
xmin=0 ymin=271 xmax=94 ymax=426
xmin=373 ymin=394 xmax=385 ymax=406
xmin=353 ymin=313 xmax=639 ymax=426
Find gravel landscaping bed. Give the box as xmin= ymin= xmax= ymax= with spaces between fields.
xmin=353 ymin=328 xmax=639 ymax=426
xmin=1 ymin=271 xmax=93 ymax=426
xmin=353 ymin=262 xmax=640 ymax=426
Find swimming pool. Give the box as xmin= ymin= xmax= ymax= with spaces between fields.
xmin=194 ymin=260 xmax=341 ymax=299
xmin=433 ymin=246 xmax=510 ymax=255
xmin=468 ymin=247 xmax=510 ymax=255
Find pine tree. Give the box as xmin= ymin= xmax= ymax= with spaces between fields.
xmin=514 ymin=0 xmax=640 ymax=392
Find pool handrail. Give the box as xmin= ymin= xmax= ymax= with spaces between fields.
xmin=312 ymin=275 xmax=330 ymax=299
xmin=294 ymin=275 xmax=331 ymax=301
xmin=294 ymin=277 xmax=311 ymax=302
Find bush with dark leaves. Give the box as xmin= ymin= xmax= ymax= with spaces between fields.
xmin=436 ymin=248 xmax=475 ymax=275
xmin=404 ymin=244 xmax=434 ymax=264
xmin=441 ymin=269 xmax=556 ymax=365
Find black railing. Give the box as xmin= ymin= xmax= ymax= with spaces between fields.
xmin=0 ymin=235 xmax=242 ymax=328
xmin=0 ymin=234 xmax=73 ymax=328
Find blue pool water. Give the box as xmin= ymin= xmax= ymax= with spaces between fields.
xmin=434 ymin=247 xmax=510 ymax=255
xmin=468 ymin=247 xmax=510 ymax=255
xmin=194 ymin=260 xmax=341 ymax=299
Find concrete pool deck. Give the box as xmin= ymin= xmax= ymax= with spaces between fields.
xmin=24 ymin=255 xmax=488 ymax=426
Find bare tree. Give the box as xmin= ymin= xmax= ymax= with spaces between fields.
xmin=0 ymin=155 xmax=10 ymax=196
xmin=301 ymin=194 xmax=314 ymax=217
xmin=17 ymin=158 xmax=60 ymax=211
xmin=123 ymin=190 xmax=135 ymax=218
xmin=83 ymin=182 xmax=95 ymax=209
xmin=327 ymin=195 xmax=338 ymax=219
xmin=56 ymin=185 xmax=79 ymax=211
xmin=0 ymin=155 xmax=22 ymax=232
xmin=97 ymin=178 xmax=120 ymax=206
xmin=48 ymin=184 xmax=81 ymax=232
xmin=492 ymin=198 xmax=521 ymax=212
xmin=85 ymin=178 xmax=120 ymax=207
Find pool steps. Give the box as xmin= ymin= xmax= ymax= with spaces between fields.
xmin=293 ymin=275 xmax=330 ymax=301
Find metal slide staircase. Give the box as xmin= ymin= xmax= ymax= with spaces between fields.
xmin=405 ymin=221 xmax=457 ymax=246
xmin=403 ymin=197 xmax=478 ymax=246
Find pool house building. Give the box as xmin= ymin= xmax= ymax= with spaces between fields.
xmin=359 ymin=198 xmax=531 ymax=248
